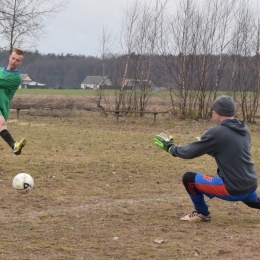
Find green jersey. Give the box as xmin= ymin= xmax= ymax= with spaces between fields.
xmin=0 ymin=67 xmax=22 ymax=120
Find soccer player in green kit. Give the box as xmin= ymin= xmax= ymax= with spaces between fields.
xmin=0 ymin=49 xmax=26 ymax=155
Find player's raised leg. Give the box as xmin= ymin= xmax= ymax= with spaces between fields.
xmin=0 ymin=114 xmax=26 ymax=155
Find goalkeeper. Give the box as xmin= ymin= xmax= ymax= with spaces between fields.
xmin=154 ymin=95 xmax=260 ymax=222
xmin=0 ymin=49 xmax=26 ymax=155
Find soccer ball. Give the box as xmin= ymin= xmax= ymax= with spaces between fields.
xmin=12 ymin=173 xmax=34 ymax=193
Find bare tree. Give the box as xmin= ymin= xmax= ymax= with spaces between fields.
xmin=162 ymin=0 xmax=199 ymax=118
xmin=0 ymin=0 xmax=69 ymax=53
xmin=95 ymin=25 xmax=115 ymax=114
xmin=159 ymin=0 xmax=258 ymax=120
xmin=139 ymin=0 xmax=168 ymax=113
xmin=127 ymin=0 xmax=169 ymax=114
xmin=195 ymin=0 xmax=237 ymax=119
xmin=251 ymin=17 xmax=260 ymax=123
xmin=109 ymin=0 xmax=170 ymax=115
xmin=114 ymin=0 xmax=141 ymax=111
xmin=229 ymin=0 xmax=258 ymax=122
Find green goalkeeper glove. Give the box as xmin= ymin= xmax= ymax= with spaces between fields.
xmin=154 ymin=133 xmax=174 ymax=152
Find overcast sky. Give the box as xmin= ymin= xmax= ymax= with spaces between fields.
xmin=37 ymin=0 xmax=259 ymax=57
xmin=37 ymin=0 xmax=140 ymax=57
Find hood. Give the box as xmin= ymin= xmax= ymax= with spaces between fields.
xmin=220 ymin=118 xmax=247 ymax=136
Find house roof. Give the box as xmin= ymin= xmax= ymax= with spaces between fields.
xmin=81 ymin=76 xmax=108 ymax=85
xmin=20 ymin=73 xmax=46 ymax=86
xmin=21 ymin=73 xmax=28 ymax=79
xmin=21 ymin=73 xmax=34 ymax=81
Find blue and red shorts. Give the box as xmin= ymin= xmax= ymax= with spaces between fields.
xmin=193 ymin=173 xmax=258 ymax=202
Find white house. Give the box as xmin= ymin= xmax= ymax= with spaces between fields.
xmin=81 ymin=76 xmax=112 ymax=90
xmin=20 ymin=74 xmax=46 ymax=89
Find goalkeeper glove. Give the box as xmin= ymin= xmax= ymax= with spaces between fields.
xmin=154 ymin=133 xmax=174 ymax=152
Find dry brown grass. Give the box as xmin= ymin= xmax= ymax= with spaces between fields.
xmin=1 ymin=98 xmax=260 ymax=259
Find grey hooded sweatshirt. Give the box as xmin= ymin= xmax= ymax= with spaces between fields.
xmin=170 ymin=119 xmax=257 ymax=195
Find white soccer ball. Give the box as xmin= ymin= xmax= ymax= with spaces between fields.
xmin=12 ymin=173 xmax=34 ymax=193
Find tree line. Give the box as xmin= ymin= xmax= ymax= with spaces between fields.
xmin=1 ymin=0 xmax=260 ymax=122
xmin=0 ymin=49 xmax=256 ymax=122
xmin=0 ymin=50 xmax=257 ymax=91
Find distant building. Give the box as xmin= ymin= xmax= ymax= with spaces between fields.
xmin=20 ymin=74 xmax=46 ymax=89
xmin=81 ymin=76 xmax=112 ymax=90
xmin=122 ymin=79 xmax=155 ymax=89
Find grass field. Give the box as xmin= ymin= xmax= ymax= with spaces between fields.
xmin=15 ymin=88 xmax=170 ymax=98
xmin=1 ymin=105 xmax=260 ymax=259
xmin=16 ymin=89 xmax=98 ymax=96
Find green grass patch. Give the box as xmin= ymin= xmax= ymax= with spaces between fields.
xmin=16 ymin=88 xmax=97 ymax=96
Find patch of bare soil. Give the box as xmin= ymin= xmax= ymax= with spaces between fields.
xmin=11 ymin=94 xmax=172 ymax=113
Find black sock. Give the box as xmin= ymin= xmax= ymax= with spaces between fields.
xmin=0 ymin=129 xmax=15 ymax=148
